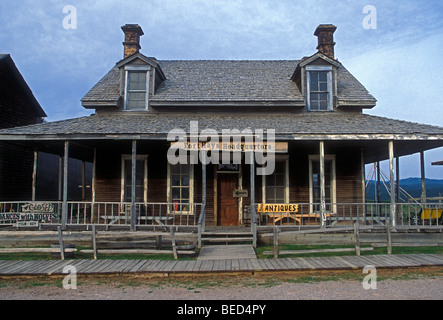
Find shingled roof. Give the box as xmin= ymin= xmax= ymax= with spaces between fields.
xmin=81 ymin=60 xmax=376 ymax=108
xmin=1 ymin=112 xmax=442 ymax=141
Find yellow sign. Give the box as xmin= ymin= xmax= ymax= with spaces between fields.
xmin=257 ymin=204 xmax=299 ymax=213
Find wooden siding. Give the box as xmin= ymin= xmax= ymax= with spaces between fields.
xmin=93 ymin=142 xmax=364 ymax=226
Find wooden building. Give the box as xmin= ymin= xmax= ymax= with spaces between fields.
xmin=0 ymin=54 xmax=46 ymax=201
xmin=0 ymin=25 xmax=442 ymax=235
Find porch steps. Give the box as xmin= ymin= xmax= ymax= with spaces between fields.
xmin=201 ymin=230 xmax=254 ymax=245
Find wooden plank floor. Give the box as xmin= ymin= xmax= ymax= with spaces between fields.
xmin=0 ymin=253 xmax=442 ymax=276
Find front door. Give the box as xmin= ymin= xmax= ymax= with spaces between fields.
xmin=217 ymin=173 xmax=239 ymax=226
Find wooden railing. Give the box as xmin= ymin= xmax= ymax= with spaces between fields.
xmin=246 ymin=202 xmax=443 ymax=229
xmin=0 ymin=201 xmax=203 ymax=228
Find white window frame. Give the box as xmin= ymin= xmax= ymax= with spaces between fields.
xmin=306 ymin=65 xmax=333 ymax=111
xmin=124 ymin=65 xmax=151 ymax=111
xmin=308 ymin=154 xmax=336 ymax=213
xmin=167 ymin=163 xmax=195 ymax=215
xmin=262 ymin=155 xmax=289 ymax=204
xmin=120 ymin=155 xmax=148 ymax=203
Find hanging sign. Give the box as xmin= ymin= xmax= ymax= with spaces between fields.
xmin=257 ymin=204 xmax=299 ymax=213
xmin=173 ymin=141 xmax=288 ymax=153
xmin=0 ymin=202 xmax=58 ymax=224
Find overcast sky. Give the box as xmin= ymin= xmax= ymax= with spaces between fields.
xmin=0 ymin=0 xmax=442 ymax=179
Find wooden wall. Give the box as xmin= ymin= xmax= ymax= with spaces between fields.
xmin=93 ymin=141 xmax=364 ymax=226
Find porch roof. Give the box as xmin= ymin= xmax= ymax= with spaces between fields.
xmin=0 ymin=112 xmax=441 ymax=164
xmin=0 ymin=112 xmax=442 ymax=141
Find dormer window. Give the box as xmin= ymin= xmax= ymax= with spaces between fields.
xmin=124 ymin=66 xmax=150 ymax=110
xmin=306 ymin=65 xmax=333 ymax=111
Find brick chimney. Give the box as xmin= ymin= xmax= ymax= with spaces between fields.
xmin=314 ymin=24 xmax=337 ymax=59
xmin=121 ymin=24 xmax=144 ymax=58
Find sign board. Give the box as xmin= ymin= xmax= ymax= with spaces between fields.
xmin=257 ymin=204 xmax=299 ymax=213
xmin=0 ymin=202 xmax=58 ymax=224
xmin=172 ymin=141 xmax=288 ymax=153
xmin=16 ymin=221 xmax=39 ymax=228
xmin=233 ymin=189 xmax=248 ymax=198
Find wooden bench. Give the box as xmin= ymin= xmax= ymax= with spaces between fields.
xmin=265 ymin=213 xmax=334 ymax=224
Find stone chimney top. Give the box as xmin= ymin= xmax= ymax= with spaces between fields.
xmin=121 ymin=24 xmax=144 ymax=59
xmin=314 ymin=24 xmax=337 ymax=59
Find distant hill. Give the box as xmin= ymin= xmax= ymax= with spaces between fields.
xmin=366 ymin=178 xmax=443 ymax=201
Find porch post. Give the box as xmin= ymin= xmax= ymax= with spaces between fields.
xmin=32 ymin=149 xmax=38 ymax=201
xmin=202 ymin=158 xmax=207 ymax=230
xmin=91 ymin=148 xmax=96 ymax=220
xmin=62 ymin=141 xmax=69 ymax=229
xmin=319 ymin=141 xmax=326 ymax=228
xmin=250 ymin=150 xmax=257 ymax=247
xmin=420 ymin=151 xmax=427 ymax=204
xmin=396 ymin=156 xmax=400 ymax=202
xmin=81 ymin=161 xmax=86 ymax=201
xmin=250 ymin=151 xmax=255 ymax=211
xmin=360 ymin=148 xmax=366 ymax=216
xmin=376 ymin=161 xmax=381 ymax=217
xmin=58 ymin=156 xmax=62 ymax=201
xmin=130 ymin=140 xmax=137 ymax=231
xmin=389 ymin=141 xmax=396 ymax=227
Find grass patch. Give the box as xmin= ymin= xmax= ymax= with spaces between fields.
xmin=0 ymin=245 xmax=198 ymax=261
xmin=255 ymin=244 xmax=443 ymax=259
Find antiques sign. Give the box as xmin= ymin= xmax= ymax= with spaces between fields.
xmin=0 ymin=202 xmax=57 ymax=223
xmin=257 ymin=204 xmax=299 ymax=213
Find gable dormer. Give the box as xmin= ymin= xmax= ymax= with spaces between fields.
xmin=291 ymin=24 xmax=376 ymax=112
xmin=81 ymin=24 xmax=166 ymax=112
xmin=116 ymin=24 xmax=166 ymax=111
xmin=292 ymin=25 xmax=340 ymax=112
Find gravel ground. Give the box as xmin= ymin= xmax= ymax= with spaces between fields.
xmin=1 ymin=268 xmax=442 ymax=300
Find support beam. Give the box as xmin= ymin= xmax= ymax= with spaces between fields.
xmin=360 ymin=148 xmax=366 ymax=216
xmin=81 ymin=160 xmax=86 ymax=201
xmin=91 ymin=148 xmax=96 ymax=221
xmin=376 ymin=161 xmax=381 ymax=217
xmin=202 ymin=160 xmax=206 ymax=231
xmin=62 ymin=141 xmax=69 ymax=229
xmin=250 ymin=151 xmax=257 ymax=247
xmin=319 ymin=141 xmax=326 ymax=228
xmin=420 ymin=151 xmax=427 ymax=204
xmin=58 ymin=156 xmax=62 ymax=202
xmin=250 ymin=151 xmax=255 ymax=210
xmin=396 ymin=156 xmax=400 ymax=202
xmin=130 ymin=140 xmax=137 ymax=231
xmin=389 ymin=141 xmax=396 ymax=227
xmin=32 ymin=149 xmax=38 ymax=201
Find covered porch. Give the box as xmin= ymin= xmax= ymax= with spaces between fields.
xmin=0 ymin=135 xmax=441 ymax=236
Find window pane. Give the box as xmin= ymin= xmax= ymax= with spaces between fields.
xmin=319 ymin=82 xmax=327 ymax=91
xmin=310 ymin=72 xmax=318 ymax=83
xmin=127 ymin=92 xmax=146 ymax=109
xmin=318 ymin=72 xmax=327 ymax=82
xmin=171 ymin=188 xmax=181 ymax=200
xmin=181 ymin=188 xmax=189 ymax=200
xmin=181 ymin=175 xmax=189 ymax=186
xmin=128 ymin=71 xmax=146 ymax=90
xmin=171 ymin=174 xmax=180 ymax=186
